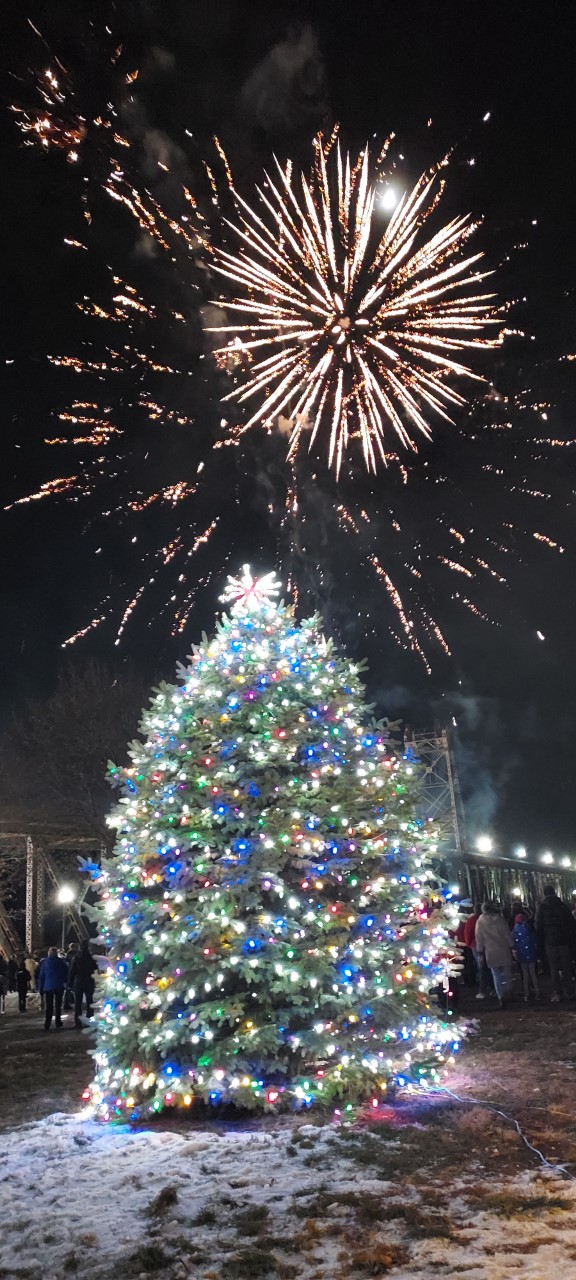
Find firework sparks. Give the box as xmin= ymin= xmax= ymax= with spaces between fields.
xmin=5 ymin=475 xmax=80 ymax=508
xmin=11 ymin=20 xmax=133 ymax=171
xmin=9 ymin=31 xmax=571 ymax=666
xmin=208 ymin=133 xmax=504 ymax=473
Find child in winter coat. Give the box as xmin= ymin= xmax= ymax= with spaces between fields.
xmin=16 ymin=959 xmax=31 ymax=1012
xmin=512 ymin=912 xmax=540 ymax=1001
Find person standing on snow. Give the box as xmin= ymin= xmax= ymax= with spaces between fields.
xmin=69 ymin=939 xmax=98 ymax=1026
xmin=16 ymin=958 xmax=31 ymax=1012
xmin=535 ymin=885 xmax=576 ymax=1002
xmin=35 ymin=953 xmax=47 ymax=1013
xmin=512 ymin=911 xmax=540 ymax=1002
xmin=474 ymin=902 xmax=515 ymax=1008
xmin=39 ymin=947 xmax=68 ymax=1030
xmin=0 ymin=954 xmax=7 ymax=1014
xmin=7 ymin=955 xmax=18 ymax=992
xmin=463 ymin=903 xmax=490 ymax=999
xmin=64 ymin=942 xmax=78 ymax=1010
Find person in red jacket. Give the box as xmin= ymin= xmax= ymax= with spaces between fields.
xmin=463 ymin=904 xmax=489 ymax=999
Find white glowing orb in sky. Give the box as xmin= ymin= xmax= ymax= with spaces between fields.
xmin=380 ymin=185 xmax=399 ymax=210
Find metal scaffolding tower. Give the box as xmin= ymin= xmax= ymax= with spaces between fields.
xmin=0 ymin=828 xmax=99 ymax=957
xmin=405 ymin=726 xmax=465 ymax=858
xmin=25 ymin=836 xmax=45 ymax=953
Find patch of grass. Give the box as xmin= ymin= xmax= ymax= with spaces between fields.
xmin=168 ymin=1236 xmax=207 ymax=1261
xmin=221 ymin=1244 xmax=277 ymax=1277
xmin=119 ymin=1242 xmax=172 ymax=1275
xmin=192 ymin=1205 xmax=217 ymax=1226
xmin=62 ymin=1252 xmax=79 ymax=1273
xmin=389 ymin=1204 xmax=454 ymax=1239
xmin=145 ymin=1182 xmax=179 ymax=1216
xmin=290 ymin=1185 xmax=342 ymax=1219
xmin=291 ymin=1186 xmax=455 ymax=1240
xmin=289 ymin=1129 xmax=316 ymax=1148
xmin=327 ymin=1114 xmax=477 ymax=1179
xmin=233 ymin=1204 xmax=271 ymax=1236
xmin=0 ymin=1270 xmax=41 ymax=1279
xmin=259 ymin=1234 xmax=303 ymax=1254
xmin=522 ymin=1236 xmax=563 ymax=1253
xmin=469 ymin=1189 xmax=572 ymax=1216
xmin=341 ymin=1240 xmax=409 ymax=1274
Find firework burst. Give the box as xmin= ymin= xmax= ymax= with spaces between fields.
xmin=209 ymin=132 xmax=505 ymax=473
xmin=8 ymin=34 xmax=571 ymax=666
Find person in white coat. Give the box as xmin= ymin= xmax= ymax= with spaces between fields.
xmin=474 ymin=902 xmax=515 ymax=1007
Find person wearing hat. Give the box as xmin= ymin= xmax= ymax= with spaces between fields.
xmin=512 ymin=910 xmax=540 ymax=1001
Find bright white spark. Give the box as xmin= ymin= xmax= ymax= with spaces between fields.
xmin=220 ymin=565 xmax=282 ymax=612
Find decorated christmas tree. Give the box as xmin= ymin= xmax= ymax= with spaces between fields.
xmin=90 ymin=568 xmax=459 ymax=1120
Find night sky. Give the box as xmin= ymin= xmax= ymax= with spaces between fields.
xmin=2 ymin=1 xmax=576 ymax=852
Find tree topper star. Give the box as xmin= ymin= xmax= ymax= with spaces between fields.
xmin=220 ymin=565 xmax=282 ymax=612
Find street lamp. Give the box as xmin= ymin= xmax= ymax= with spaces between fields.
xmin=476 ymin=835 xmax=493 ymax=855
xmin=57 ymin=884 xmax=76 ymax=950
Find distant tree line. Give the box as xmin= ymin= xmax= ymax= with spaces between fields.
xmin=0 ymin=660 xmax=150 ymax=899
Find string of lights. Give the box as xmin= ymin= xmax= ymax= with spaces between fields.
xmin=89 ymin=570 xmax=461 ymax=1119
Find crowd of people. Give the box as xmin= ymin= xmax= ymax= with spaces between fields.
xmin=2 ymin=885 xmax=576 ymax=1030
xmin=0 ymin=939 xmax=99 ymax=1030
xmin=455 ymin=884 xmax=576 ymax=1007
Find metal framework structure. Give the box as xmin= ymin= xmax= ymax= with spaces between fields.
xmin=0 ymin=827 xmax=101 ymax=957
xmin=405 ymin=726 xmax=465 ymax=859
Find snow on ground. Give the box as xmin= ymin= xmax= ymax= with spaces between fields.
xmin=3 ymin=1110 xmax=576 ymax=1279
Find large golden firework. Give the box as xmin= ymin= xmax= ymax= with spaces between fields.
xmin=210 ymin=134 xmax=504 ymax=473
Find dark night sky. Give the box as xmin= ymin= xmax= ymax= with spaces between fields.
xmin=1 ymin=1 xmax=576 ymax=853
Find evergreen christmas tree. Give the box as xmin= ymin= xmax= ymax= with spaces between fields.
xmin=90 ymin=568 xmax=459 ymax=1120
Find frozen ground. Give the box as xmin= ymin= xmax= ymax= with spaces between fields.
xmin=3 ymin=991 xmax=576 ymax=1278
xmin=3 ymin=1109 xmax=576 ymax=1279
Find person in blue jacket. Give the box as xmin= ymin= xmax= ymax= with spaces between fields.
xmin=39 ymin=947 xmax=68 ymax=1030
xmin=512 ymin=911 xmax=540 ymax=1001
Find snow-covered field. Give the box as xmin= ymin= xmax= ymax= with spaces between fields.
xmin=3 ymin=1109 xmax=576 ymax=1279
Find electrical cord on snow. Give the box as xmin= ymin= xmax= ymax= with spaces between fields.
xmin=429 ymin=1085 xmax=576 ymax=1182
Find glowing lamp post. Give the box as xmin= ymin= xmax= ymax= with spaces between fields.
xmin=476 ymin=835 xmax=493 ymax=855
xmin=57 ymin=884 xmax=76 ymax=950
